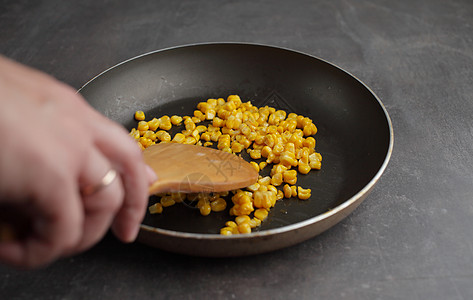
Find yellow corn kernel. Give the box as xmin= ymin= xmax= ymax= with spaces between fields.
xmin=261 ymin=146 xmax=272 ymax=158
xmin=220 ymin=227 xmax=233 ymax=235
xmin=196 ymin=125 xmax=207 ymax=133
xmin=310 ymin=160 xmax=322 ymax=170
xmin=210 ymin=198 xmax=227 ymax=212
xmin=207 ymin=98 xmax=218 ymax=107
xmin=197 ymin=102 xmax=209 ymax=113
xmin=159 ymin=122 xmax=172 ymax=131
xmin=248 ymin=217 xmax=262 ymax=228
xmin=303 ymin=136 xmax=316 ymax=148
xmin=212 ymin=117 xmax=224 ymax=127
xmin=283 ymin=184 xmax=292 ymax=198
xmin=210 ymin=130 xmax=222 ymax=142
xmin=139 ymin=137 xmax=153 ymax=148
xmin=235 ymin=215 xmax=251 ymax=225
xmin=227 ymin=95 xmax=242 ymax=107
xmin=206 ymin=108 xmax=216 ymax=120
xmin=170 ymin=115 xmax=183 ymax=125
xmin=267 ymin=185 xmax=277 ymax=194
xmin=184 ymin=118 xmax=196 ymax=131
xmin=170 ymin=192 xmax=186 ymax=203
xmin=221 ymin=147 xmax=232 ymax=153
xmin=203 ymin=141 xmax=213 ymax=147
xmin=258 ymin=176 xmax=271 ymax=186
xmin=279 ymin=152 xmax=296 ymax=168
xmin=156 ymin=130 xmax=171 ymax=142
xmin=134 ymin=110 xmax=145 ymax=121
xmin=194 ymin=110 xmax=206 ymax=121
xmin=271 ymin=164 xmax=288 ymax=176
xmin=259 ymin=161 xmax=267 ymax=170
xmin=183 ymin=136 xmax=197 ymax=145
xmin=137 ymin=121 xmax=149 ymax=131
xmin=298 ymin=163 xmax=311 ymax=174
xmin=237 ymin=202 xmax=254 ymax=215
xmin=147 ymin=118 xmax=160 ymax=131
xmin=160 ymin=196 xmax=175 ymax=207
xmin=264 ymin=134 xmax=276 ymax=148
xmin=297 ymin=186 xmax=311 ymax=200
xmin=283 ymin=170 xmax=298 ymax=185
xmin=148 ymin=203 xmax=163 ymax=214
xmin=254 ymin=135 xmax=265 ymax=145
xmin=142 ymin=131 xmax=157 ymax=141
xmin=309 ymin=152 xmax=322 ymax=169
xmin=249 ymin=149 xmax=262 ymax=159
xmin=270 ymin=173 xmax=283 ymax=186
xmin=237 ymin=136 xmax=250 ymax=149
xmin=258 ymin=185 xmax=268 ymax=192
xmin=276 ymin=190 xmax=284 ymax=200
xmin=129 ymin=128 xmax=140 ymax=140
xmin=291 ymin=185 xmax=298 ymax=197
xmin=237 ymin=223 xmax=251 ymax=234
xmin=200 ymin=203 xmax=211 ymax=216
xmin=254 ymin=208 xmax=269 ymax=221
xmin=231 ymin=142 xmax=245 ymax=153
xmin=201 ymin=132 xmax=211 ymax=142
xmin=225 ymin=221 xmax=238 ymax=228
xmin=249 ymin=161 xmax=260 ymax=173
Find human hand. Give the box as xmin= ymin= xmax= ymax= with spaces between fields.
xmin=0 ymin=56 xmax=156 ymax=268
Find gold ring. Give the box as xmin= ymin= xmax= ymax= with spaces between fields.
xmin=81 ymin=169 xmax=117 ymax=196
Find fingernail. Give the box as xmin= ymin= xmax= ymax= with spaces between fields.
xmin=145 ymin=165 xmax=158 ymax=186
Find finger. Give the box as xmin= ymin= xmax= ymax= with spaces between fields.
xmin=72 ymin=148 xmax=125 ymax=254
xmin=87 ymin=116 xmax=150 ymax=242
xmin=0 ymin=177 xmax=82 ymax=268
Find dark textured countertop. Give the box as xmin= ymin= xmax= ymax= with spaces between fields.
xmin=1 ymin=1 xmax=472 ymax=299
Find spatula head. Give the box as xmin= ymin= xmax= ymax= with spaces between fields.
xmin=143 ymin=143 xmax=258 ymax=194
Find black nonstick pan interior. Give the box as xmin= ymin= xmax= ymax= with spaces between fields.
xmin=79 ymin=43 xmax=393 ymax=256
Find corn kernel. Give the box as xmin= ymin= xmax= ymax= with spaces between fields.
xmin=225 ymin=221 xmax=238 ymax=228
xmin=231 ymin=142 xmax=245 ymax=153
xmin=170 ymin=115 xmax=183 ymax=125
xmin=283 ymin=170 xmax=298 ymax=185
xmin=254 ymin=208 xmax=269 ymax=221
xmin=220 ymin=227 xmax=233 ymax=235
xmin=156 ymin=130 xmax=171 ymax=142
xmin=129 ymin=128 xmax=140 ymax=140
xmin=147 ymin=118 xmax=160 ymax=131
xmin=259 ymin=161 xmax=267 ymax=170
xmin=210 ymin=198 xmax=227 ymax=212
xmin=137 ymin=121 xmax=149 ymax=131
xmin=283 ymin=184 xmax=292 ymax=198
xmin=270 ymin=173 xmax=283 ymax=186
xmin=248 ymin=217 xmax=262 ymax=228
xmin=237 ymin=223 xmax=251 ymax=234
xmin=148 ymin=203 xmax=163 ymax=214
xmin=134 ymin=110 xmax=145 ymax=121
xmin=235 ymin=215 xmax=251 ymax=225
xmin=160 ymin=196 xmax=175 ymax=207
xmin=297 ymin=186 xmax=311 ymax=200
xmin=249 ymin=161 xmax=260 ymax=172
xmin=200 ymin=203 xmax=211 ymax=216
xmin=249 ymin=149 xmax=261 ymax=159
xmin=298 ymin=163 xmax=311 ymax=174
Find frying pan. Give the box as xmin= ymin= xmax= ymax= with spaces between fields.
xmin=79 ymin=43 xmax=393 ymax=256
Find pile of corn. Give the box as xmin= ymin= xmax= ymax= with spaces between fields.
xmin=130 ymin=95 xmax=322 ymax=235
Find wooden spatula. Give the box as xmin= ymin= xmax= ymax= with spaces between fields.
xmin=143 ymin=143 xmax=259 ymax=194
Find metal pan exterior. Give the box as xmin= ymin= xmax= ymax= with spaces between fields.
xmin=79 ymin=43 xmax=393 ymax=256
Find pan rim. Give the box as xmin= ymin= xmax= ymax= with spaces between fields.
xmin=79 ymin=42 xmax=394 ymax=240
